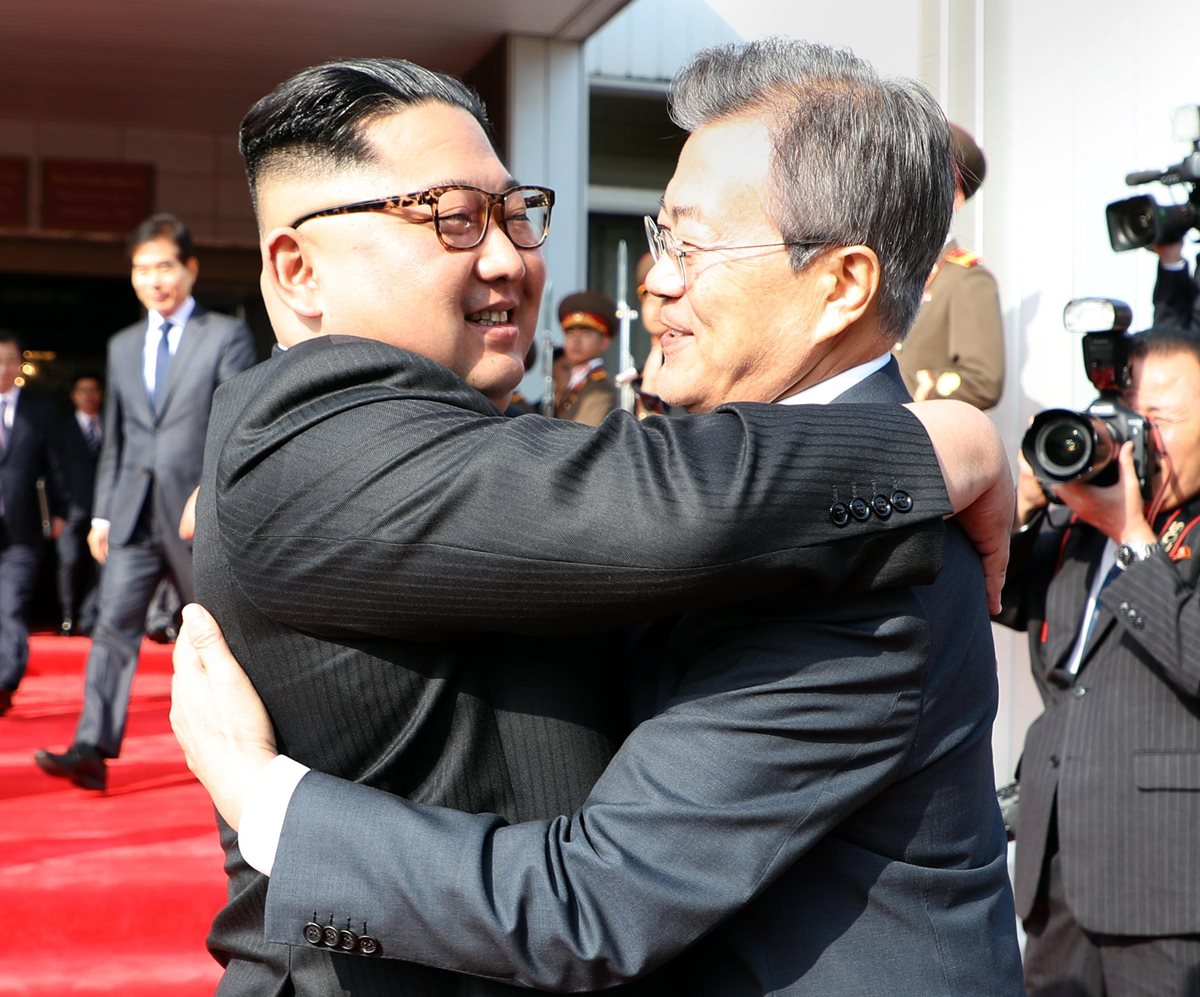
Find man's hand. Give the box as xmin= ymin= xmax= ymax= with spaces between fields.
xmin=1015 ymin=454 xmax=1050 ymax=529
xmin=906 ymin=399 xmax=1015 ymax=614
xmin=170 ymin=603 xmax=278 ymax=830
xmin=1053 ymin=442 xmax=1158 ymax=547
xmin=178 ymin=486 xmax=199 ymax=541
xmin=87 ymin=522 xmax=109 ymax=563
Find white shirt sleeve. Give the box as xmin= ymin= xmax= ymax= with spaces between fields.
xmin=237 ymin=753 xmax=311 ymax=875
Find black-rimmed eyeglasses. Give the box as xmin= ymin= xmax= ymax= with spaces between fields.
xmin=643 ymin=215 xmax=826 ymax=288
xmin=290 ymin=185 xmax=555 ymax=251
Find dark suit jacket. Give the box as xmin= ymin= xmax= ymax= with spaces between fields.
xmin=0 ymin=390 xmax=65 ymax=544
xmin=998 ymin=500 xmax=1200 ymax=935
xmin=256 ymin=355 xmax=1021 ymax=995
xmin=1153 ymin=259 xmax=1200 ymax=333
xmin=196 ymin=338 xmax=956 ymax=996
xmin=59 ymin=412 xmax=99 ymax=518
xmin=94 ymin=304 xmax=256 ymax=547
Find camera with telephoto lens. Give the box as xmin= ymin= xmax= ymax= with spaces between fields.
xmin=1106 ymin=105 xmax=1200 ymax=251
xmin=1021 ymin=298 xmax=1156 ymax=497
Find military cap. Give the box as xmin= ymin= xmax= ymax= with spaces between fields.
xmin=948 ymin=123 xmax=987 ymax=201
xmin=558 ymin=290 xmax=617 ymax=337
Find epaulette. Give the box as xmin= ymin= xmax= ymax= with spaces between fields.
xmin=945 ymin=246 xmax=982 ymax=268
xmin=588 ymin=368 xmax=609 ymax=384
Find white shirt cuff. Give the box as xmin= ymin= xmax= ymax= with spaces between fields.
xmin=237 ymin=754 xmax=310 ymax=876
xmin=1161 ymin=258 xmax=1188 ymax=271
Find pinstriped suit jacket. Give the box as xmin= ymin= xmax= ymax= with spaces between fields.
xmin=1000 ymin=505 xmax=1200 ymax=934
xmin=259 ymin=359 xmax=1022 ymax=996
xmin=195 ymin=337 xmax=955 ymax=996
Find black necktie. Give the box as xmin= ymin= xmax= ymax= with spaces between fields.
xmin=154 ymin=321 xmax=173 ymax=411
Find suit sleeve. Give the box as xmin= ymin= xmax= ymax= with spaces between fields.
xmin=262 ymin=595 xmax=936 ymax=989
xmin=90 ymin=337 xmax=123 ymax=523
xmin=218 ymin=321 xmax=258 ymax=383
xmin=1100 ymin=541 xmax=1200 ymax=699
xmin=1152 ymin=260 xmax=1200 ymax=333
xmin=214 ymin=354 xmax=951 ymax=638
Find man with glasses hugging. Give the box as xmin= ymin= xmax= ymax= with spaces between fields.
xmin=178 ymin=51 xmax=1019 ymax=996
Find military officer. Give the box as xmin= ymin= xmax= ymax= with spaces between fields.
xmin=554 ymin=289 xmax=619 ymax=425
xmin=894 ymin=123 xmax=1004 ymax=410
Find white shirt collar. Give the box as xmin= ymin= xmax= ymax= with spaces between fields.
xmin=776 ymin=353 xmax=891 ymax=406
xmin=151 ymin=296 xmax=195 ymax=332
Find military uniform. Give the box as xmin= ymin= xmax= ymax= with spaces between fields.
xmin=894 ymin=241 xmax=1004 ymax=410
xmin=555 ymin=290 xmax=619 ymax=426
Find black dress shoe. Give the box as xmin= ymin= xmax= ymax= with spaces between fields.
xmin=34 ymin=743 xmax=107 ymax=791
xmin=0 ymin=687 xmax=11 ymax=716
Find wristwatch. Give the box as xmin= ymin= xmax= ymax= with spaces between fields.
xmin=1116 ymin=541 xmax=1162 ymax=570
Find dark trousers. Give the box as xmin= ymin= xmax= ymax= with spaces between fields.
xmin=56 ymin=508 xmax=100 ymax=632
xmin=1024 ymin=817 xmax=1200 ymax=995
xmin=0 ymin=522 xmax=43 ymax=692
xmin=73 ymin=496 xmax=193 ymax=757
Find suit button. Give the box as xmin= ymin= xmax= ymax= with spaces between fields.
xmin=830 ymin=502 xmax=851 ymax=527
xmin=1072 ymin=686 xmax=1087 ymax=699
xmin=339 ymin=929 xmax=358 ymax=951
xmin=849 ymin=497 xmax=871 ymax=522
xmin=1050 ymin=754 xmax=1060 ymax=767
xmin=1133 ymin=616 xmax=1145 ymax=630
xmin=871 ymin=494 xmax=893 ymax=519
xmin=1119 ymin=601 xmax=1130 ymax=616
xmin=303 ymin=921 xmax=324 ymax=946
xmin=891 ymin=490 xmax=913 ymax=513
xmin=322 ymin=924 xmax=340 ymax=948
xmin=358 ymin=934 xmax=380 ymax=956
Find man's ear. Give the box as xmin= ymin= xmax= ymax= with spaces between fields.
xmin=262 ymin=228 xmax=322 ymax=319
xmin=811 ymin=245 xmax=880 ymax=343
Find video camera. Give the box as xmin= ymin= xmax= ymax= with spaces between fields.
xmin=1106 ymin=105 xmax=1200 ymax=251
xmin=1021 ymin=298 xmax=1156 ymax=496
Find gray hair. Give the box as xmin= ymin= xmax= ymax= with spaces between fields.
xmin=668 ymin=38 xmax=954 ymax=341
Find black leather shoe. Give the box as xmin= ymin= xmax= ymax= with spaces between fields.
xmin=34 ymin=744 xmax=107 ymax=791
xmin=0 ymin=687 xmax=12 ymax=716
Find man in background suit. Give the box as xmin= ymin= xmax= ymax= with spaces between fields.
xmin=34 ymin=214 xmax=256 ymax=791
xmin=172 ymin=42 xmax=1021 ymax=996
xmin=167 ymin=56 xmax=1010 ymax=997
xmin=0 ymin=332 xmax=64 ymax=716
xmin=998 ymin=327 xmax=1200 ymax=993
xmin=56 ymin=370 xmax=104 ymax=638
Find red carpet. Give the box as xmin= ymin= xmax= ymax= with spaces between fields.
xmin=0 ymin=636 xmax=225 ymax=995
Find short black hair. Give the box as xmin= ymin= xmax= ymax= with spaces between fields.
xmin=0 ymin=330 xmax=22 ymax=353
xmin=1129 ymin=325 xmax=1200 ymax=365
xmin=127 ymin=213 xmax=195 ymax=263
xmin=239 ymin=58 xmax=492 ymax=221
xmin=71 ymin=369 xmax=105 ymax=391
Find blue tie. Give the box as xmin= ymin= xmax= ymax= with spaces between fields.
xmin=154 ymin=321 xmax=173 ymax=412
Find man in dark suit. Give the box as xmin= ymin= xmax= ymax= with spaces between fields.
xmin=1150 ymin=240 xmax=1200 ymax=333
xmin=0 ymin=332 xmax=64 ymax=716
xmin=56 ymin=370 xmax=104 ymax=638
xmin=170 ymin=45 xmax=1020 ymax=996
xmin=35 ymin=214 xmax=256 ymax=790
xmin=998 ymin=326 xmax=1200 ymax=993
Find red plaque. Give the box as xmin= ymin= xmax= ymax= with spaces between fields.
xmin=0 ymin=158 xmax=28 ymax=227
xmin=41 ymin=159 xmax=154 ymax=234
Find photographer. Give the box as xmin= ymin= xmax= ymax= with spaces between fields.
xmin=1150 ymin=240 xmax=1200 ymax=333
xmin=997 ymin=326 xmax=1200 ymax=994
